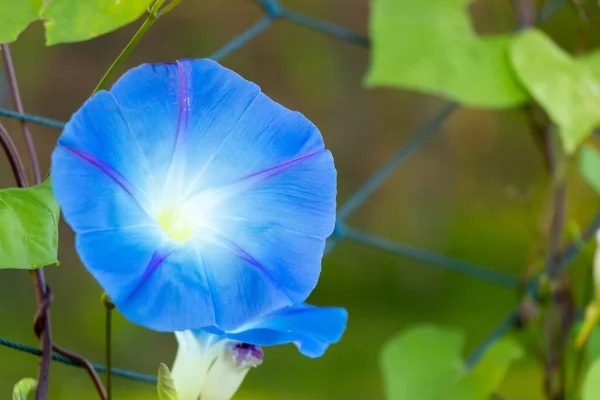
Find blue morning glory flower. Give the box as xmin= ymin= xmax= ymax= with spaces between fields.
xmin=171 ymin=303 xmax=347 ymax=400
xmin=51 ymin=59 xmax=337 ymax=332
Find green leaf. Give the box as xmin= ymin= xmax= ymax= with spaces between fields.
xmin=580 ymin=145 xmax=600 ymax=195
xmin=40 ymin=0 xmax=152 ymax=45
xmin=0 ymin=0 xmax=43 ymax=43
xmin=380 ymin=324 xmax=522 ymax=400
xmin=158 ymin=363 xmax=179 ymax=400
xmin=12 ymin=378 xmax=37 ymax=400
xmin=365 ymin=0 xmax=528 ymax=108
xmin=588 ymin=324 xmax=600 ymax=362
xmin=0 ymin=179 xmax=59 ymax=270
xmin=510 ymin=29 xmax=600 ymax=154
xmin=381 ymin=325 xmax=464 ymax=399
xmin=583 ymin=358 xmax=600 ymax=400
xmin=446 ymin=339 xmax=523 ymax=399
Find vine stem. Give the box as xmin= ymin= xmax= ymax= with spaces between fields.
xmin=102 ymin=294 xmax=115 ymax=400
xmin=515 ymin=1 xmax=574 ymax=399
xmin=0 ymin=121 xmax=29 ymax=187
xmin=514 ymin=0 xmax=536 ymax=28
xmin=1 ymin=44 xmax=41 ymax=184
xmin=92 ymin=0 xmax=185 ymax=94
xmin=1 ymin=43 xmax=53 ymax=400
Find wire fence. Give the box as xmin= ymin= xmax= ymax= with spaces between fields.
xmin=0 ymin=0 xmax=595 ymax=389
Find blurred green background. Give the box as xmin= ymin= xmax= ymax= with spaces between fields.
xmin=1 ymin=0 xmax=600 ymax=399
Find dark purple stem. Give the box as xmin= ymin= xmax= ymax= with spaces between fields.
xmin=515 ymin=0 xmax=536 ymax=28
xmin=31 ymin=276 xmax=53 ymax=400
xmin=1 ymin=44 xmax=41 ymax=184
xmin=0 ymin=121 xmax=28 ymax=187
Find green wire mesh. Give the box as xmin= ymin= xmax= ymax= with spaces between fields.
xmin=0 ymin=0 xmax=594 ymax=386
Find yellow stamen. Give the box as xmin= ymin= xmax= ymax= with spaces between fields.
xmin=158 ymin=207 xmax=195 ymax=242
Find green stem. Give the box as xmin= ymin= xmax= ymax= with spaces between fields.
xmin=102 ymin=294 xmax=115 ymax=400
xmin=92 ymin=0 xmax=167 ymax=95
xmin=158 ymin=0 xmax=184 ymax=17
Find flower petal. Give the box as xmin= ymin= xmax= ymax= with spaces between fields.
xmin=191 ymin=152 xmax=336 ymax=330
xmin=51 ymin=143 xmax=154 ymax=232
xmin=109 ymin=59 xmax=262 ymax=202
xmin=212 ymin=149 xmax=336 ymax=237
xmin=52 ymin=58 xmax=337 ymax=332
xmin=118 ymin=242 xmax=217 ymax=331
xmin=76 ymin=226 xmax=218 ymax=331
xmin=210 ymin=304 xmax=348 ymax=358
xmin=179 ymin=83 xmax=327 ymax=197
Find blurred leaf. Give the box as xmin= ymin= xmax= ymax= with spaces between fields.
xmin=0 ymin=0 xmax=43 ymax=43
xmin=380 ymin=324 xmax=522 ymax=400
xmin=0 ymin=179 xmax=59 ymax=270
xmin=583 ymin=358 xmax=600 ymax=400
xmin=40 ymin=0 xmax=152 ymax=45
xmin=446 ymin=339 xmax=523 ymax=399
xmin=588 ymin=325 xmax=600 ymax=362
xmin=577 ymin=304 xmax=600 ymax=349
xmin=580 ymin=145 xmax=600 ymax=195
xmin=12 ymin=378 xmax=37 ymax=400
xmin=381 ymin=325 xmax=464 ymax=399
xmin=510 ymin=29 xmax=600 ymax=154
xmin=158 ymin=363 xmax=179 ymax=400
xmin=366 ymin=0 xmax=528 ymax=108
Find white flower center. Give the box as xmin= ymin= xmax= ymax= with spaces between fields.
xmin=158 ymin=207 xmax=196 ymax=242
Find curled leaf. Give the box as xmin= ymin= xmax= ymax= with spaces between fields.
xmin=158 ymin=363 xmax=179 ymax=400
xmin=12 ymin=378 xmax=37 ymax=400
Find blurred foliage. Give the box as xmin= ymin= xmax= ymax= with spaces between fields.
xmin=582 ymin=358 xmax=600 ymax=400
xmin=366 ymin=0 xmax=528 ymax=108
xmin=1 ymin=0 xmax=600 ymax=399
xmin=0 ymin=0 xmax=42 ymax=44
xmin=0 ymin=0 xmax=152 ymax=45
xmin=581 ymin=145 xmax=600 ymax=196
xmin=510 ymin=28 xmax=600 ymax=154
xmin=380 ymin=325 xmax=522 ymax=400
xmin=40 ymin=0 xmax=152 ymax=46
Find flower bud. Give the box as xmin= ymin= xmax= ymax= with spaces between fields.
xmin=201 ymin=342 xmax=263 ymax=400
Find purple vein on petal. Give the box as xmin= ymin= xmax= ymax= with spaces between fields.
xmin=124 ymin=244 xmax=175 ymax=303
xmin=233 ymin=150 xmax=322 ymax=186
xmin=173 ymin=60 xmax=190 ymax=155
xmin=61 ymin=144 xmax=152 ymax=213
xmin=161 ymin=61 xmax=191 ymax=197
xmin=208 ymin=230 xmax=295 ymax=303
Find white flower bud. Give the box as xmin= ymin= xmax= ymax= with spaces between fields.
xmin=171 ymin=331 xmax=225 ymax=400
xmin=201 ymin=342 xmax=264 ymax=400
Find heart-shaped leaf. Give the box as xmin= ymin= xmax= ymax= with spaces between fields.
xmin=12 ymin=378 xmax=37 ymax=400
xmin=0 ymin=179 xmax=59 ymax=270
xmin=40 ymin=0 xmax=152 ymax=45
xmin=158 ymin=363 xmax=179 ymax=400
xmin=380 ymin=324 xmax=522 ymax=400
xmin=511 ymin=29 xmax=600 ymax=154
xmin=366 ymin=0 xmax=528 ymax=108
xmin=446 ymin=339 xmax=523 ymax=399
xmin=0 ymin=0 xmax=43 ymax=43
